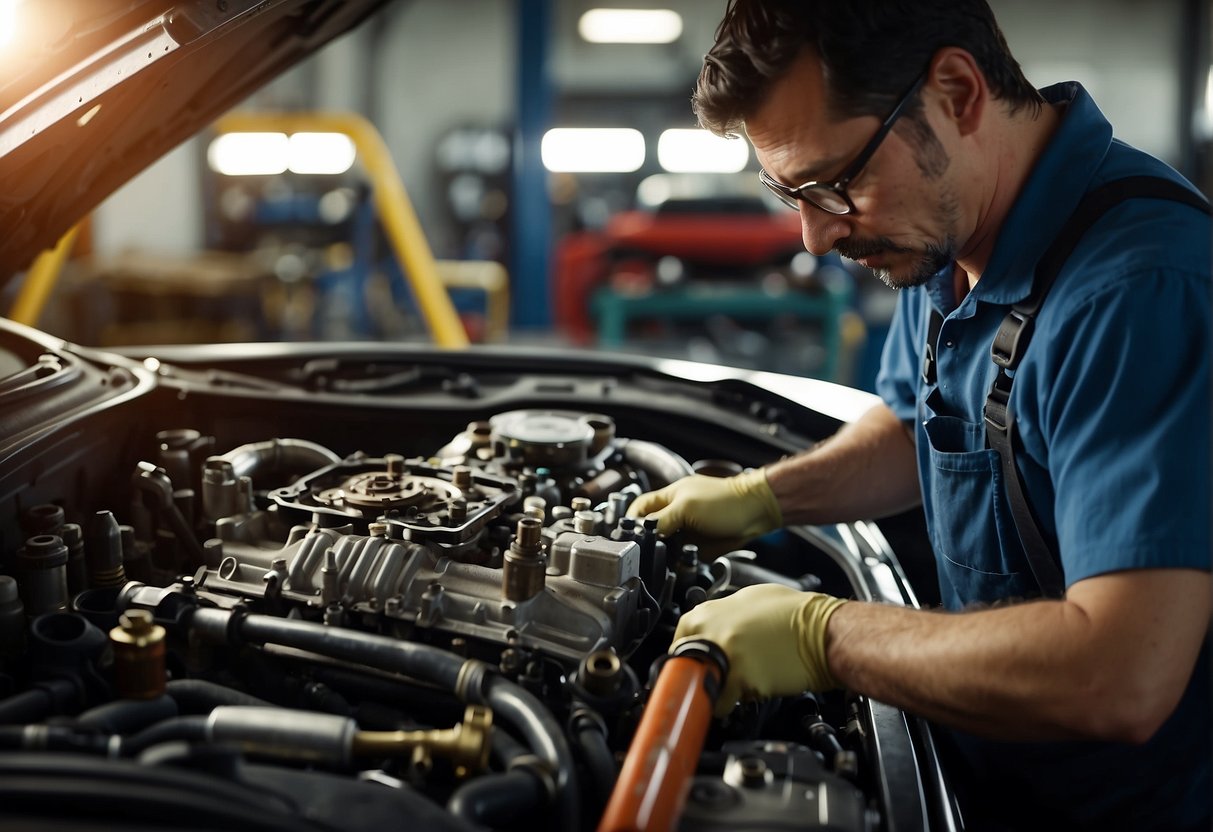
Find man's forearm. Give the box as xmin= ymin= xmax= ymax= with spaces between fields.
xmin=824 ymin=569 xmax=1211 ymax=743
xmin=765 ymin=402 xmax=920 ymax=525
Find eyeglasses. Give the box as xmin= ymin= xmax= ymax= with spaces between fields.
xmin=758 ymin=72 xmax=928 ymax=215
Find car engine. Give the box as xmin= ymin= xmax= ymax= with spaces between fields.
xmin=0 ymin=332 xmax=954 ymax=832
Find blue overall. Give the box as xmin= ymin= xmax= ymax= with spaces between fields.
xmin=876 ymin=82 xmax=1211 ymax=829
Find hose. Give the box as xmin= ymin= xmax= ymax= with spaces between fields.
xmin=571 ymin=711 xmax=617 ymax=811
xmin=74 ymin=694 xmax=178 ymax=734
xmin=121 ymin=715 xmax=209 ymax=756
xmin=217 ymin=438 xmax=341 ymax=481
xmin=620 ymin=439 xmax=694 ymax=490
xmin=189 ymin=608 xmax=580 ymax=827
xmin=228 ymin=612 xmax=464 ymax=691
xmin=447 ymin=767 xmax=548 ymax=827
xmin=0 ymin=688 xmax=57 ymax=725
xmin=166 ymin=679 xmax=273 ymax=714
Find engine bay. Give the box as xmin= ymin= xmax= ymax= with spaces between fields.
xmin=0 ymin=330 xmax=952 ymax=831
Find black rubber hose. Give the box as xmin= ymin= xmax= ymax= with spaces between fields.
xmin=231 ymin=613 xmax=464 ymax=690
xmin=189 ymin=608 xmax=580 ymax=828
xmin=0 ymin=754 xmax=309 ymax=832
xmin=447 ymin=767 xmax=548 ymax=827
xmin=0 ymin=677 xmax=83 ymax=725
xmin=0 ymin=688 xmax=56 ymax=725
xmin=573 ymin=722 xmax=617 ymax=809
xmin=74 ymin=694 xmax=178 ymax=734
xmin=121 ymin=715 xmax=209 ymax=756
xmin=165 ymin=679 xmax=273 ymax=714
xmin=482 ymin=675 xmax=579 ymax=828
xmin=491 ymin=725 xmax=528 ymax=766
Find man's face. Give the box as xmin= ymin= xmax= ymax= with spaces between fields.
xmin=745 ymin=51 xmax=961 ymax=289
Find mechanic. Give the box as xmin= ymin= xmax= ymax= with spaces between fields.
xmin=627 ymin=2 xmax=1211 ymax=829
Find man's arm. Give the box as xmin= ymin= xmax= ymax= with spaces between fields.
xmin=627 ymin=401 xmax=921 ymax=540
xmin=766 ymin=401 xmax=921 ymax=525
xmin=826 ymin=568 xmax=1212 ymax=742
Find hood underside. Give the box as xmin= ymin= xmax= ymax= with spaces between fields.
xmin=0 ymin=0 xmax=394 ymax=275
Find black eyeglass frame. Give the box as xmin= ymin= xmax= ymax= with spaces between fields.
xmin=758 ymin=72 xmax=929 ymax=215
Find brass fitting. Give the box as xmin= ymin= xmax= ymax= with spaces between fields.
xmin=109 ymin=609 xmax=167 ymax=699
xmin=351 ymin=704 xmax=492 ymax=777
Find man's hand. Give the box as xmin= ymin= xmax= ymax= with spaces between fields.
xmin=626 ymin=468 xmax=782 ymax=540
xmin=673 ymin=584 xmax=849 ymax=717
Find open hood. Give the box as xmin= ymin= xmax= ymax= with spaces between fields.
xmin=0 ymin=0 xmax=394 ymax=274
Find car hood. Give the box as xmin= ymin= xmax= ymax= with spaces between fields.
xmin=0 ymin=0 xmax=393 ymax=275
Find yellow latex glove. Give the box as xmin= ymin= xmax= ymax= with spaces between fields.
xmin=673 ymin=584 xmax=848 ymax=717
xmin=626 ymin=468 xmax=782 ymax=541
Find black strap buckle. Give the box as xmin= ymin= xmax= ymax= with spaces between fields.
xmin=983 ymin=372 xmax=1012 ymax=436
xmin=991 ymin=308 xmax=1033 ymax=369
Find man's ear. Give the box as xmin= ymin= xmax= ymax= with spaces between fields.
xmin=926 ymin=47 xmax=987 ymax=137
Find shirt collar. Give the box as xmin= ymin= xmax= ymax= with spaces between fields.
xmin=926 ymin=82 xmax=1114 ymax=309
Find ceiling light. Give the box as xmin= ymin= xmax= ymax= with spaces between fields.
xmin=541 ymin=128 xmax=645 ymax=173
xmin=0 ymin=0 xmax=19 ymax=49
xmin=578 ymin=9 xmax=682 ymax=44
xmin=287 ymin=132 xmax=356 ymax=175
xmin=657 ymin=129 xmax=749 ymax=173
xmin=207 ymin=132 xmax=290 ymax=176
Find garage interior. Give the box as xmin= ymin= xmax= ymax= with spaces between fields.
xmin=8 ymin=0 xmax=1210 ymax=393
xmin=0 ymin=2 xmax=1210 ymax=831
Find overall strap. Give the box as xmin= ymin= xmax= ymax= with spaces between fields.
xmin=981 ymin=176 xmax=1211 ymax=597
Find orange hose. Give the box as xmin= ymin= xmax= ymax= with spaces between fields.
xmin=597 ymin=640 xmax=727 ymax=832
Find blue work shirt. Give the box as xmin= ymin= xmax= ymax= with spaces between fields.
xmin=876 ymin=82 xmax=1211 ymax=830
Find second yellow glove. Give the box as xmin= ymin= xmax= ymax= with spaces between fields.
xmin=673 ymin=584 xmax=849 ymax=717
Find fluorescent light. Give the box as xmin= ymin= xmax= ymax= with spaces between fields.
xmin=288 ymin=132 xmax=356 ymax=175
xmin=578 ymin=9 xmax=682 ymax=44
xmin=657 ymin=129 xmax=749 ymax=173
xmin=0 ymin=0 xmax=19 ymax=49
xmin=208 ymin=132 xmax=289 ymax=176
xmin=207 ymin=132 xmax=358 ymax=176
xmin=541 ymin=128 xmax=645 ymax=173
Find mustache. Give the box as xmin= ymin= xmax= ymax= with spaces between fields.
xmin=834 ymin=237 xmax=913 ymax=260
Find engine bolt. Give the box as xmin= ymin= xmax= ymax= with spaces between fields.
xmin=502 ymin=517 xmax=545 ymax=602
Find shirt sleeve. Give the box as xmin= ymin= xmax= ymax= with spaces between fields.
xmin=1023 ymin=267 xmax=1212 ymax=582
xmin=875 ymin=289 xmax=923 ymax=424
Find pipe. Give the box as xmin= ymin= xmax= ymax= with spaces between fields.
xmin=447 ymin=767 xmax=548 ymax=826
xmin=0 ymin=689 xmax=57 ymax=725
xmin=620 ymin=440 xmax=694 ymax=491
xmin=214 ymin=438 xmax=341 ymax=481
xmin=571 ymin=709 xmax=617 ymax=811
xmin=74 ymin=694 xmax=178 ymax=735
xmin=9 ymin=224 xmax=80 ymax=326
xmin=597 ymin=640 xmax=727 ymax=832
xmin=165 ymin=679 xmax=274 ymax=714
xmin=188 ymin=608 xmax=579 ymax=826
xmin=121 ymin=715 xmax=210 ymax=755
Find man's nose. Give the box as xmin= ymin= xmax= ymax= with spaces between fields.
xmin=800 ymin=205 xmax=850 ymax=256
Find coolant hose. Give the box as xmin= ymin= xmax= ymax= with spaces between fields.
xmin=620 ymin=439 xmax=694 ymax=490
xmin=122 ymin=715 xmax=210 ymax=755
xmin=217 ymin=438 xmax=341 ymax=481
xmin=165 ymin=679 xmax=273 ymax=714
xmin=597 ymin=639 xmax=727 ymax=832
xmin=571 ymin=708 xmax=617 ymax=810
xmin=188 ymin=608 xmax=579 ymax=827
xmin=0 ymin=679 xmax=78 ymax=725
xmin=447 ymin=767 xmax=548 ymax=826
xmin=74 ymin=694 xmax=178 ymax=734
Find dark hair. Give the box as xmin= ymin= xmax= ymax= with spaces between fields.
xmin=693 ymin=0 xmax=1043 ymax=137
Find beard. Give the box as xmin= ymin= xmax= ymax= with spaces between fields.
xmin=837 ymin=187 xmax=961 ymax=290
